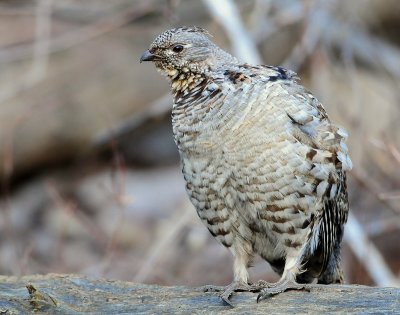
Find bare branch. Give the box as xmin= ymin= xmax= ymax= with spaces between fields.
xmin=30 ymin=0 xmax=52 ymax=80
xmin=202 ymin=0 xmax=263 ymax=64
xmin=133 ymin=200 xmax=194 ymax=283
xmin=365 ymin=216 xmax=400 ymax=237
xmin=0 ymin=0 xmax=53 ymax=104
xmin=351 ymin=169 xmax=400 ymax=215
xmin=0 ymin=2 xmax=156 ymax=64
xmin=344 ymin=213 xmax=399 ymax=287
xmin=93 ymin=93 xmax=173 ymax=147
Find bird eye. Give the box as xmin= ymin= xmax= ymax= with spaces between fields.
xmin=172 ymin=45 xmax=184 ymax=53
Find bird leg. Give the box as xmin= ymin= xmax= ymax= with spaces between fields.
xmin=203 ymin=249 xmax=259 ymax=306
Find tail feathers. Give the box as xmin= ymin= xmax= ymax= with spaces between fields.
xmin=317 ymin=249 xmax=345 ymax=284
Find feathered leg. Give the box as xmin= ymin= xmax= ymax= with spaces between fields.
xmin=203 ymin=244 xmax=261 ymax=306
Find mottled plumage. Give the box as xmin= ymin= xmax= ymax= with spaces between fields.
xmin=140 ymin=27 xmax=352 ymax=305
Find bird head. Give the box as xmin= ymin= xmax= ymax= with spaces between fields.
xmin=140 ymin=26 xmax=236 ymax=78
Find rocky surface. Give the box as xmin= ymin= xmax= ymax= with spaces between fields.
xmin=0 ymin=274 xmax=399 ymax=314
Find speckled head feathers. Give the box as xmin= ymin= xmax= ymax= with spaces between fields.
xmin=141 ymin=26 xmax=237 ymax=76
xmin=150 ymin=26 xmax=211 ymax=50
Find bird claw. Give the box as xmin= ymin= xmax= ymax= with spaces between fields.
xmin=221 ymin=292 xmax=235 ymax=307
xmin=203 ymin=279 xmax=310 ymax=305
xmin=219 ymin=291 xmax=235 ymax=307
xmin=201 ymin=283 xmax=237 ymax=306
xmin=218 ymin=281 xmax=250 ymax=307
xmin=257 ymin=280 xmax=310 ymax=302
xmin=203 ymin=280 xmax=274 ymax=306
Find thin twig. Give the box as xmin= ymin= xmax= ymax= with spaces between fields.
xmin=30 ymin=0 xmax=52 ymax=80
xmin=0 ymin=0 xmax=52 ymax=104
xmin=250 ymin=0 xmax=305 ymax=43
xmin=94 ymin=93 xmax=173 ymax=147
xmin=365 ymin=216 xmax=400 ymax=237
xmin=344 ymin=213 xmax=399 ymax=287
xmin=312 ymin=2 xmax=400 ymax=79
xmin=378 ymin=191 xmax=400 ymax=200
xmin=46 ymin=181 xmax=109 ymax=252
xmin=351 ymin=169 xmax=400 ymax=215
xmin=203 ymin=0 xmax=262 ymax=64
xmin=0 ymin=2 xmax=157 ymax=64
xmin=99 ymin=148 xmax=130 ymax=277
xmin=133 ymin=200 xmax=194 ymax=283
xmin=283 ymin=0 xmax=325 ymax=70
xmin=387 ymin=143 xmax=400 ymax=165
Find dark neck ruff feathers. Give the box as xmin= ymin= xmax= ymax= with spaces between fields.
xmin=170 ymin=69 xmax=211 ymax=106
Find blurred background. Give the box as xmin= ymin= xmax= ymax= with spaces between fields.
xmin=0 ymin=0 xmax=399 ymax=288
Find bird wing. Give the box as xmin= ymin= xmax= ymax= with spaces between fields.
xmin=282 ymin=82 xmax=352 ymax=271
xmin=222 ymin=64 xmax=352 ymax=271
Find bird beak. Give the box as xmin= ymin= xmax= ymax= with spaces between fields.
xmin=140 ymin=50 xmax=156 ymax=63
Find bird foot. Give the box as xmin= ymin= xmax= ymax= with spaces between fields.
xmin=202 ymin=280 xmax=264 ymax=307
xmin=202 ymin=284 xmax=225 ymax=292
xmin=250 ymin=279 xmax=273 ymax=290
xmin=257 ymin=279 xmax=310 ymax=302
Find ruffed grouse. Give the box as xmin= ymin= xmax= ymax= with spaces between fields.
xmin=140 ymin=27 xmax=352 ymax=305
